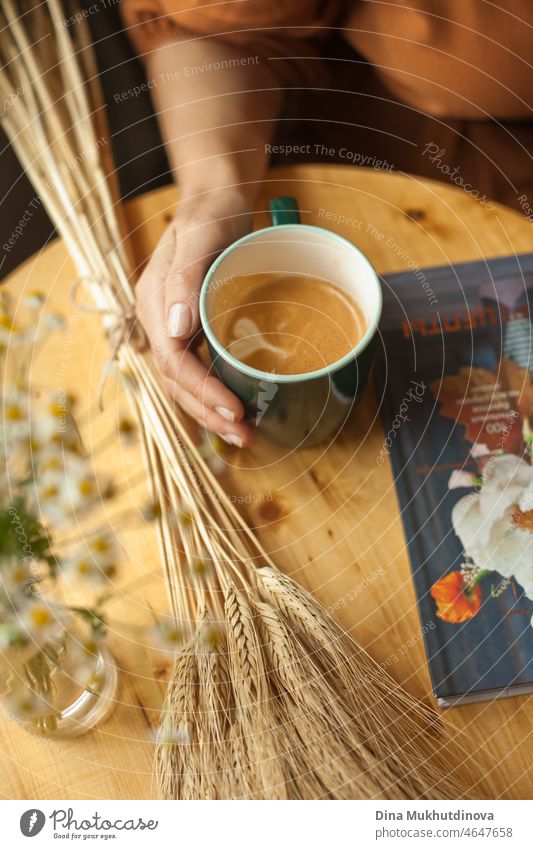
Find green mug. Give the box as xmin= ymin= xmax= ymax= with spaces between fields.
xmin=199 ymin=197 xmax=382 ymax=449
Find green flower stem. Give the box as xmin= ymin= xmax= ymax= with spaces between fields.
xmin=470 ymin=569 xmax=491 ymax=587
xmin=24 ymin=650 xmax=58 ymax=733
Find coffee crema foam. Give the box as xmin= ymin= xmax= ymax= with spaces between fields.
xmin=210 ymin=272 xmax=367 ymax=374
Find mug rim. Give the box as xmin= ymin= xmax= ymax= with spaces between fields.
xmin=199 ymin=223 xmax=383 ymax=384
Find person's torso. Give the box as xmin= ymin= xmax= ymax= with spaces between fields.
xmin=345 ymin=0 xmax=533 ymax=119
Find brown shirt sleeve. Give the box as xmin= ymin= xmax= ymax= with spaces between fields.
xmin=120 ymin=0 xmax=341 ymax=86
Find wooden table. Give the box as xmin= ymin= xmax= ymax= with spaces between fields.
xmin=1 ymin=165 xmax=532 ymax=800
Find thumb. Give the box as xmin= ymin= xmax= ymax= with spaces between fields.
xmin=166 ymin=273 xmax=201 ymax=342
xmin=165 ymin=217 xmax=221 ymax=341
xmin=166 ymin=258 xmax=203 ymax=341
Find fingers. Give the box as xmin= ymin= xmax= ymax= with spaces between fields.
xmin=146 ymin=319 xmax=252 ymax=442
xmin=162 ymin=376 xmax=253 ymax=446
xmin=152 ymin=336 xmax=245 ymax=423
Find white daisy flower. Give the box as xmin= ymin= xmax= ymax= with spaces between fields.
xmin=34 ymin=444 xmax=68 ymax=475
xmin=0 ymin=313 xmax=20 ymax=346
xmin=0 ymin=316 xmax=37 ymax=348
xmin=32 ymin=468 xmax=71 ymax=525
xmin=63 ymin=531 xmax=120 ymax=584
xmin=153 ymin=722 xmax=191 ymax=746
xmin=18 ymin=597 xmax=68 ymax=649
xmin=63 ymin=464 xmax=104 ymax=514
xmin=0 ymin=615 xmax=29 ymax=651
xmin=190 ymin=554 xmax=209 ymax=579
xmin=43 ymin=312 xmax=65 ymax=331
xmin=36 ymin=391 xmax=76 ymax=441
xmin=64 ymin=634 xmax=106 ymax=690
xmin=29 ymin=416 xmax=80 ymax=453
xmin=3 ymin=678 xmax=52 ymax=720
xmin=23 ymin=290 xmax=46 ymax=310
xmin=140 ymin=500 xmax=161 ymax=523
xmin=86 ymin=531 xmax=119 ymax=561
xmin=0 ymin=556 xmax=32 ymax=599
xmin=117 ymin=415 xmax=137 ymax=446
xmin=148 ymin=619 xmax=182 ymax=654
xmin=197 ymin=621 xmax=221 ymax=654
xmin=1 ymin=389 xmax=31 ymax=443
xmin=197 ymin=433 xmax=231 ymax=476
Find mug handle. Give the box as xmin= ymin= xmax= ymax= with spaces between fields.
xmin=269 ymin=196 xmax=301 ymax=226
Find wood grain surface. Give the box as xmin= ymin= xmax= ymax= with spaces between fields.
xmin=1 ymin=165 xmax=531 ymax=799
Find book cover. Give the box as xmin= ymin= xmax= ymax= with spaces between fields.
xmin=375 ymin=253 xmax=533 ymax=706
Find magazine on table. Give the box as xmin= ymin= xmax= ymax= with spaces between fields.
xmin=376 ymin=253 xmax=533 ymax=706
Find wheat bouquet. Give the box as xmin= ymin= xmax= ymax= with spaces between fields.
xmin=0 ymin=0 xmax=479 ymax=799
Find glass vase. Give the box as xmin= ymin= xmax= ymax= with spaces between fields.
xmin=0 ymin=620 xmax=118 ymax=738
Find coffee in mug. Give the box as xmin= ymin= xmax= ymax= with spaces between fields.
xmin=210 ymin=272 xmax=367 ymax=374
xmin=200 ymin=196 xmax=382 ymax=448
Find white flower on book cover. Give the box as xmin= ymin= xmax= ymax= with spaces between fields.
xmin=429 ymin=357 xmax=533 ymax=627
xmin=451 ymin=454 xmax=533 ymax=606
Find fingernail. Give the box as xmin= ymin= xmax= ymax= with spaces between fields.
xmin=215 ymin=406 xmax=235 ymax=422
xmin=167 ymin=302 xmax=191 ymax=338
xmin=218 ymin=433 xmax=244 ymax=448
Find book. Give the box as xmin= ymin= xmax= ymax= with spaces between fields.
xmin=375 ymin=253 xmax=533 ymax=706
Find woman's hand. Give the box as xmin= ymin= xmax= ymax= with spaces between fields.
xmin=135 ymin=187 xmax=254 ymax=446
xmin=134 ymin=35 xmax=283 ymax=443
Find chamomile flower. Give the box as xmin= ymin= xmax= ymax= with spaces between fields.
xmin=62 ymin=556 xmax=104 ymax=585
xmin=118 ymin=365 xmax=137 ymax=391
xmin=64 ymin=633 xmax=106 ymax=689
xmin=0 ymin=290 xmax=13 ymax=312
xmin=0 ymin=312 xmax=19 ymax=346
xmin=62 ymin=459 xmax=108 ymax=516
xmin=153 ymin=722 xmax=191 ymax=746
xmin=36 ymin=391 xmax=77 ymax=441
xmin=29 ymin=417 xmax=80 ymax=454
xmin=77 ymin=665 xmax=105 ymax=691
xmin=0 ymin=614 xmax=29 ymax=651
xmin=197 ymin=433 xmax=231 ymax=476
xmin=148 ymin=619 xmax=182 ymax=654
xmin=190 ymin=555 xmax=208 ymax=577
xmin=0 ymin=556 xmax=32 ymax=599
xmin=0 ymin=315 xmax=36 ymax=348
xmin=43 ymin=312 xmax=65 ymax=331
xmin=34 ymin=444 xmax=68 ymax=475
xmin=63 ymin=531 xmax=120 ymax=585
xmin=24 ymin=290 xmax=46 ymax=310
xmin=86 ymin=531 xmax=119 ymax=561
xmin=18 ymin=597 xmax=68 ymax=649
xmin=3 ymin=677 xmax=52 ymax=720
xmin=32 ymin=468 xmax=70 ymax=524
xmin=140 ymin=499 xmax=161 ymax=523
xmin=1 ymin=389 xmax=31 ymax=443
xmin=117 ymin=415 xmax=137 ymax=446
xmin=197 ymin=621 xmax=221 ymax=653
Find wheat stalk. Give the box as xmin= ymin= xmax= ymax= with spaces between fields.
xmin=0 ymin=0 xmax=489 ymax=799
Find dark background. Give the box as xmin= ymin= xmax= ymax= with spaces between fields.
xmin=0 ymin=2 xmax=169 ymax=282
